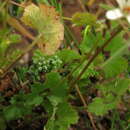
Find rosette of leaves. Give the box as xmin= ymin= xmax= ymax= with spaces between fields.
xmin=21 ymin=3 xmax=64 ymax=55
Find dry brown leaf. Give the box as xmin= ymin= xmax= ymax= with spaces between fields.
xmin=21 ymin=3 xmax=64 ymax=55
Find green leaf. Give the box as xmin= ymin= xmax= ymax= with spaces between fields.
xmin=56 ymin=102 xmax=79 ymax=129
xmin=102 ymin=41 xmax=129 ymax=78
xmin=56 ymin=49 xmax=81 ymax=64
xmin=48 ymin=96 xmax=62 ymax=106
xmin=116 ymin=79 xmax=130 ymax=96
xmin=4 ymin=106 xmax=23 ymax=120
xmin=72 ymin=12 xmax=97 ymax=26
xmin=44 ymin=72 xmax=61 ymax=89
xmin=44 ymin=72 xmax=68 ymax=99
xmin=105 ymin=33 xmax=125 ymax=55
xmin=0 ymin=118 xmax=6 ymax=130
xmin=79 ymin=31 xmax=103 ymax=54
xmin=8 ymin=34 xmax=21 ymax=43
xmin=99 ymin=3 xmax=114 ymax=10
xmin=10 ymin=94 xmax=25 ymax=105
xmin=102 ymin=57 xmax=128 ymax=78
xmin=36 ymin=0 xmax=50 ymax=5
xmin=91 ymin=79 xmax=130 ymax=116
xmin=88 ymin=97 xmax=117 ymax=116
xmin=25 ymin=94 xmax=43 ymax=106
xmin=31 ymin=83 xmax=44 ymax=94
xmin=45 ymin=119 xmax=55 ymax=130
xmin=71 ymin=62 xmax=98 ymax=79
xmin=98 ymin=79 xmax=130 ymax=97
xmin=45 ymin=102 xmax=79 ymax=130
xmin=88 ymin=98 xmax=106 ymax=116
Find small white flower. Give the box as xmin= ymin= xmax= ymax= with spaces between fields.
xmin=38 ymin=62 xmax=42 ymax=65
xmin=106 ymin=0 xmax=130 ymax=23
xmin=42 ymin=61 xmax=46 ymax=64
xmin=38 ymin=67 xmax=42 ymax=71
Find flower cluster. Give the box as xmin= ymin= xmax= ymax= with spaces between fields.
xmin=32 ymin=55 xmax=62 ymax=73
xmin=27 ymin=51 xmax=62 ymax=80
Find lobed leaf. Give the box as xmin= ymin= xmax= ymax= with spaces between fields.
xmin=72 ymin=12 xmax=97 ymax=26
xmin=21 ymin=3 xmax=64 ymax=55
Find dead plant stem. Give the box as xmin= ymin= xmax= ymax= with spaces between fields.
xmin=77 ymin=0 xmax=87 ymax=12
xmin=0 ymin=34 xmax=42 ymax=79
xmin=75 ymin=84 xmax=98 ymax=130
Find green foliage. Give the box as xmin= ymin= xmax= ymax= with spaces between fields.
xmin=33 ymin=49 xmax=62 ymax=71
xmin=102 ymin=40 xmax=129 ymax=78
xmin=1 ymin=0 xmax=130 ymax=129
xmin=88 ymin=79 xmax=130 ymax=116
xmin=16 ymin=49 xmax=63 ymax=81
xmin=36 ymin=0 xmax=50 ymax=4
xmin=1 ymin=71 xmax=79 ymax=129
xmin=0 ymin=32 xmax=22 ymax=70
xmin=0 ymin=118 xmax=6 ymax=130
xmin=4 ymin=106 xmax=24 ymax=121
xmin=44 ymin=72 xmax=68 ymax=99
xmin=105 ymin=32 xmax=125 ymax=55
xmin=99 ymin=3 xmax=114 ymax=10
xmin=102 ymin=57 xmax=128 ymax=78
xmin=98 ymin=79 xmax=130 ymax=97
xmin=71 ymin=61 xmax=99 ymax=79
xmin=79 ymin=28 xmax=103 ymax=54
xmin=0 ymin=33 xmax=21 ymax=56
xmin=88 ymin=96 xmax=116 ymax=116
xmin=43 ymin=72 xmax=78 ymax=130
xmin=45 ymin=102 xmax=79 ymax=130
xmin=29 ymin=49 xmax=62 ymax=80
xmin=87 ymin=32 xmax=130 ymax=116
xmin=72 ymin=12 xmax=97 ymax=26
xmin=56 ymin=49 xmax=81 ymax=64
xmin=3 ymin=93 xmax=36 ymax=120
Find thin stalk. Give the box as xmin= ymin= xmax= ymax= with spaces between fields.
xmin=0 ymin=34 xmax=42 ymax=79
xmin=87 ymin=0 xmax=96 ymax=6
xmin=77 ymin=0 xmax=87 ymax=12
xmin=75 ymin=84 xmax=98 ymax=130
xmin=0 ymin=0 xmax=8 ymax=11
xmin=64 ymin=25 xmax=81 ymax=53
xmin=62 ymin=17 xmax=72 ymax=21
xmin=7 ymin=18 xmax=35 ymax=40
xmin=9 ymin=0 xmax=25 ymax=8
xmin=70 ymin=25 xmax=122 ymax=86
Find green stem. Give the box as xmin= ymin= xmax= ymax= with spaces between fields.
xmin=70 ymin=25 xmax=123 ymax=86
xmin=62 ymin=17 xmax=72 ymax=21
xmin=64 ymin=25 xmax=81 ymax=53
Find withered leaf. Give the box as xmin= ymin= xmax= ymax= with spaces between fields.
xmin=21 ymin=3 xmax=64 ymax=55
